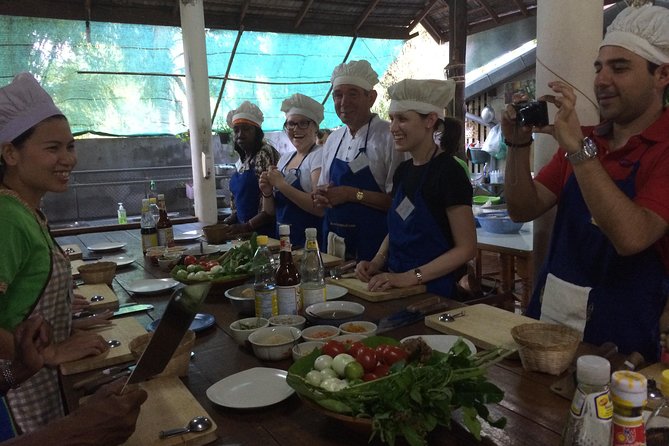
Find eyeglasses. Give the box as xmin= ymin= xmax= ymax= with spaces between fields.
xmin=284 ymin=120 xmax=313 ymax=130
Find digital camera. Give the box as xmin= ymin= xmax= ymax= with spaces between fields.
xmin=513 ymin=100 xmax=549 ymax=127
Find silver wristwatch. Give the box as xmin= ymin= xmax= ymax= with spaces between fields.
xmin=566 ymin=137 xmax=598 ymax=165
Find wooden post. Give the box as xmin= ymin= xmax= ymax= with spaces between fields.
xmin=446 ymin=0 xmax=467 ymax=157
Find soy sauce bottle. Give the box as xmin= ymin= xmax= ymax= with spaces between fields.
xmin=275 ymin=225 xmax=300 ymax=315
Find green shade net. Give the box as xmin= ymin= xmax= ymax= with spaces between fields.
xmin=0 ymin=15 xmax=404 ymax=135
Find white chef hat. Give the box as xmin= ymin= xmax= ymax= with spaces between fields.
xmin=388 ymin=79 xmax=455 ymax=119
xmin=226 ymin=100 xmax=264 ymax=128
xmin=599 ymin=3 xmax=669 ymax=65
xmin=330 ymin=60 xmax=379 ymax=91
xmin=281 ymin=93 xmax=324 ymax=124
xmin=0 ymin=72 xmax=63 ymax=144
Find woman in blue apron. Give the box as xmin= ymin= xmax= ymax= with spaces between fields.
xmin=528 ymin=140 xmax=668 ymax=361
xmin=355 ymin=79 xmax=476 ymax=297
xmin=225 ymin=101 xmax=279 ymax=237
xmin=259 ymin=94 xmax=324 ymax=247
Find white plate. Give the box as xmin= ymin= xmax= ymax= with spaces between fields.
xmin=326 ymin=284 xmax=347 ymax=300
xmin=206 ymin=367 xmax=294 ymax=409
xmin=401 ymin=335 xmax=477 ymax=355
xmin=100 ymin=255 xmax=134 ymax=267
xmin=126 ymin=278 xmax=179 ymax=295
xmin=87 ymin=242 xmax=126 ymax=252
xmin=173 ymin=231 xmax=202 ymax=242
xmin=183 ymin=244 xmax=223 ymax=256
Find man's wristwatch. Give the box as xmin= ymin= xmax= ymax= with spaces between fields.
xmin=356 ymin=190 xmax=364 ymax=201
xmin=566 ymin=137 xmax=598 ymax=165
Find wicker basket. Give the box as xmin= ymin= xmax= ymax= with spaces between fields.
xmin=511 ymin=323 xmax=580 ymax=375
xmin=202 ymin=223 xmax=233 ymax=244
xmin=129 ymin=330 xmax=195 ymax=378
xmin=78 ymin=261 xmax=117 ymax=285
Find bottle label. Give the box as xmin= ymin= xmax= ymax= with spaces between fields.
xmin=305 ymin=240 xmax=318 ymax=250
xmin=570 ymin=387 xmax=587 ymax=418
xmin=141 ymin=232 xmax=158 ymax=253
xmin=254 ymin=288 xmax=278 ymax=318
xmin=276 ymin=285 xmax=301 ymax=315
xmin=613 ymin=416 xmax=645 ymax=446
xmin=158 ymin=227 xmax=174 ymax=247
xmin=302 ymin=286 xmax=326 ymax=307
xmin=593 ymin=392 xmax=613 ymax=420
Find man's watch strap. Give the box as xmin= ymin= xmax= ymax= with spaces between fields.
xmin=566 ymin=137 xmax=598 ymax=165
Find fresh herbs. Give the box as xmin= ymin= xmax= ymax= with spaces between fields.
xmin=287 ymin=336 xmax=511 ymax=446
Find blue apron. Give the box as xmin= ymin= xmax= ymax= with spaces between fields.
xmin=527 ymin=150 xmax=668 ymax=360
xmin=229 ymin=158 xmax=273 ymax=236
xmin=275 ymin=147 xmax=322 ymax=247
xmin=387 ymin=150 xmax=456 ymax=297
xmin=323 ymin=116 xmax=388 ymax=261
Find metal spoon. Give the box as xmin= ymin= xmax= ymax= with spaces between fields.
xmin=159 ymin=416 xmax=212 ymax=439
xmin=438 ymin=311 xmax=465 ymax=322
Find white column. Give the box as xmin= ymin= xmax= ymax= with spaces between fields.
xmin=532 ymin=0 xmax=603 ymax=280
xmin=180 ymin=0 xmax=217 ymax=225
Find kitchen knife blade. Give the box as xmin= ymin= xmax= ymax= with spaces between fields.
xmin=122 ymin=282 xmax=210 ymax=391
xmin=376 ymin=296 xmax=451 ymax=334
xmin=72 ymin=303 xmax=154 ymax=319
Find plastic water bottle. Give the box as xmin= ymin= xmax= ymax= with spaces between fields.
xmin=300 ymin=227 xmax=326 ymax=308
xmin=560 ymin=355 xmax=612 ymax=446
xmin=253 ymin=235 xmax=278 ymax=318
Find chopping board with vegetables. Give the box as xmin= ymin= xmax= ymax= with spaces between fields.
xmin=75 ymin=283 xmax=119 ymax=312
xmin=60 ymin=317 xmax=147 ymax=375
xmin=325 ymin=277 xmax=426 ymax=302
xmin=424 ymin=303 xmax=535 ymax=350
xmin=121 ymin=376 xmax=217 ymax=446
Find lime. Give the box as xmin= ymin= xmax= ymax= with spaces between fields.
xmin=344 ymin=360 xmax=364 ymax=381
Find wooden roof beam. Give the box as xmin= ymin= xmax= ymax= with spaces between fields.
xmin=476 ymin=0 xmax=500 ymax=24
xmin=354 ymin=0 xmax=381 ymax=32
xmin=293 ymin=0 xmax=314 ymax=29
xmin=409 ymin=0 xmax=439 ymax=33
xmin=420 ymin=15 xmax=445 ymax=44
xmin=510 ymin=0 xmax=529 ymax=16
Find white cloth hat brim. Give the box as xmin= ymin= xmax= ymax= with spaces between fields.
xmin=600 ymin=30 xmax=669 ymax=65
xmin=389 ymin=100 xmax=444 ymax=118
xmin=285 ymin=107 xmax=320 ymax=124
xmin=332 ymin=75 xmax=374 ymax=91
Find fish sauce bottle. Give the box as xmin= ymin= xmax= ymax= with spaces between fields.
xmin=275 ymin=225 xmax=301 ymax=315
xmin=300 ymin=227 xmax=326 ymax=309
xmin=253 ymin=235 xmax=278 ymax=318
xmin=611 ymin=370 xmax=647 ymax=446
xmin=156 ymin=193 xmax=174 ymax=247
xmin=560 ymin=355 xmax=612 ymax=446
xmin=646 ymin=369 xmax=669 ymax=446
xmin=140 ymin=198 xmax=158 ymax=254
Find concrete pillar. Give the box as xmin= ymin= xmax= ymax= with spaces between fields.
xmin=180 ymin=0 xmax=217 ymax=225
xmin=532 ymin=0 xmax=603 ymax=282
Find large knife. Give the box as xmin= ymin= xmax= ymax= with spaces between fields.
xmin=376 ymin=296 xmax=451 ymax=334
xmin=122 ymin=282 xmax=211 ymax=392
xmin=73 ymin=303 xmax=154 ymax=319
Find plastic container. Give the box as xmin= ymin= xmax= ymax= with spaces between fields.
xmin=611 ymin=370 xmax=647 ymax=446
xmin=300 ymin=227 xmax=326 ymax=307
xmin=253 ymin=235 xmax=278 ymax=318
xmin=560 ymin=355 xmax=612 ymax=446
xmin=477 ymin=211 xmax=524 ymax=234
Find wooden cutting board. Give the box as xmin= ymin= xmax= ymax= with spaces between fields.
xmin=60 ymin=243 xmax=83 ymax=260
xmin=75 ymin=283 xmax=119 ymax=312
xmin=424 ymin=303 xmax=535 ymax=350
xmin=70 ymin=259 xmax=86 ymax=278
xmin=60 ymin=317 xmax=147 ymax=375
xmin=292 ymin=250 xmax=343 ymax=268
xmin=121 ymin=377 xmax=217 ymax=446
xmin=325 ymin=277 xmax=426 ymax=302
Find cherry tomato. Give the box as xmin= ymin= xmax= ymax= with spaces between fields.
xmin=348 ymin=341 xmax=367 ymax=357
xmin=375 ymin=344 xmax=391 ymax=362
xmin=322 ymin=340 xmax=346 ymax=357
xmin=362 ymin=372 xmax=378 ymax=382
xmin=373 ymin=363 xmax=390 ymax=378
xmin=199 ymin=259 xmax=209 ymax=268
xmin=355 ymin=348 xmax=378 ymax=373
xmin=383 ymin=346 xmax=408 ymax=365
xmin=205 ymin=260 xmax=219 ymax=270
xmin=183 ymin=255 xmax=197 ymax=266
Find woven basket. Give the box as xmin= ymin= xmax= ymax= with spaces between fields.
xmin=78 ymin=261 xmax=117 ymax=285
xmin=129 ymin=330 xmax=195 ymax=378
xmin=511 ymin=323 xmax=580 ymax=375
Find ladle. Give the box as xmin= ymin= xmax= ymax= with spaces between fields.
xmin=159 ymin=416 xmax=212 ymax=439
xmin=438 ymin=311 xmax=465 ymax=322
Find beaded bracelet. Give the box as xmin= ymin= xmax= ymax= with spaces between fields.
xmin=504 ymin=138 xmax=533 ymax=148
xmin=2 ymin=363 xmax=16 ymax=389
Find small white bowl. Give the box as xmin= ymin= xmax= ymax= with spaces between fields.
xmin=225 ymin=284 xmax=255 ymax=316
xmin=301 ymin=325 xmax=340 ymax=342
xmin=248 ymin=326 xmax=301 ymax=361
xmin=292 ymin=341 xmax=324 ymax=361
xmin=338 ymin=321 xmax=377 ymax=337
xmin=269 ymin=314 xmax=307 ymax=330
xmin=304 ymin=301 xmax=365 ymax=325
xmin=331 ymin=334 xmax=367 ymax=345
xmin=229 ymin=317 xmax=270 ymax=347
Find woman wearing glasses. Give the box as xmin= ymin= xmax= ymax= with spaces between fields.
xmin=259 ymin=94 xmax=324 ymax=246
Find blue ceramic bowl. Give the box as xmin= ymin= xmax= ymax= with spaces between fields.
xmin=477 ymin=212 xmax=523 ymax=234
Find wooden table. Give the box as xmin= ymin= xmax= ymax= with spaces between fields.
xmin=476 ymin=222 xmax=534 ymax=308
xmin=56 ymin=224 xmax=579 ymax=446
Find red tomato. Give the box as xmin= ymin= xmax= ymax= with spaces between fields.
xmin=362 ymin=372 xmax=378 ymax=382
xmin=373 ymin=363 xmax=390 ymax=378
xmin=205 ymin=260 xmax=219 ymax=270
xmin=199 ymin=259 xmax=209 ymax=268
xmin=383 ymin=346 xmax=408 ymax=365
xmin=322 ymin=340 xmax=346 ymax=357
xmin=183 ymin=255 xmax=197 ymax=266
xmin=348 ymin=341 xmax=367 ymax=357
xmin=375 ymin=344 xmax=391 ymax=359
xmin=355 ymin=348 xmax=378 ymax=373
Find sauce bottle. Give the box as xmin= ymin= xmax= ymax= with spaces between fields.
xmin=300 ymin=227 xmax=326 ymax=309
xmin=140 ymin=198 xmax=158 ymax=254
xmin=253 ymin=235 xmax=278 ymax=318
xmin=275 ymin=225 xmax=301 ymax=315
xmin=156 ymin=193 xmax=174 ymax=247
xmin=611 ymin=370 xmax=647 ymax=446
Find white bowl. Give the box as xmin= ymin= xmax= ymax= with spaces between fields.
xmin=225 ymin=284 xmax=255 ymax=316
xmin=269 ymin=314 xmax=306 ymax=330
xmin=338 ymin=321 xmax=377 ymax=337
xmin=248 ymin=326 xmax=301 ymax=361
xmin=304 ymin=301 xmax=365 ymax=325
xmin=300 ymin=325 xmax=340 ymax=342
xmin=292 ymin=341 xmax=324 ymax=361
xmin=229 ymin=317 xmax=270 ymax=346
xmin=331 ymin=334 xmax=367 ymax=345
